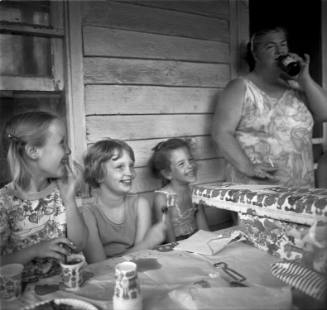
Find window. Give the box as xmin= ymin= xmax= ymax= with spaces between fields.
xmin=0 ymin=0 xmax=65 ymax=186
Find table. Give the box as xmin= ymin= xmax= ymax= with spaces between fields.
xmin=2 ymin=240 xmax=292 ymax=310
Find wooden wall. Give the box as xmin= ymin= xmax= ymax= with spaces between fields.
xmin=75 ymin=0 xmax=249 ymax=227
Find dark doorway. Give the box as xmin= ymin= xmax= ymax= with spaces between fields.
xmin=249 ymin=0 xmax=322 ymax=84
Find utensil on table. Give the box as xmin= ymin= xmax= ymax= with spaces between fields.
xmin=213 ymin=262 xmax=247 ymax=287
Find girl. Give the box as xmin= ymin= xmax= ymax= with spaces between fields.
xmin=82 ymin=139 xmax=166 ymax=263
xmin=0 ymin=111 xmax=88 ymax=283
xmin=150 ymin=138 xmax=209 ymax=242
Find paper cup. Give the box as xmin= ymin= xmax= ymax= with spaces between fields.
xmin=0 ymin=263 xmax=24 ymax=300
xmin=60 ymin=254 xmax=85 ymax=291
xmin=113 ymin=261 xmax=142 ymax=310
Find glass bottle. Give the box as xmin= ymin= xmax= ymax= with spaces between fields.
xmin=277 ymin=54 xmax=301 ymax=76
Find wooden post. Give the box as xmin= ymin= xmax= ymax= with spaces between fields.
xmin=63 ymin=0 xmax=86 ymax=164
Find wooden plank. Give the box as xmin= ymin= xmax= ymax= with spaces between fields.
xmin=131 ymin=158 xmax=225 ymax=193
xmin=0 ymin=76 xmax=59 ymax=91
xmin=84 ymin=58 xmax=229 ymax=87
xmin=85 ymin=85 xmax=220 ymax=115
xmin=64 ymin=0 xmax=87 ymax=164
xmin=86 ymin=114 xmax=213 ymax=141
xmin=122 ymin=0 xmax=230 ymax=19
xmin=50 ymin=2 xmax=64 ymax=91
xmin=229 ymin=0 xmax=249 ymax=78
xmin=94 ymin=136 xmax=220 ymax=168
xmin=0 ymin=23 xmax=64 ymax=37
xmin=82 ymin=1 xmax=229 ymax=42
xmin=83 ymin=26 xmax=229 ymax=62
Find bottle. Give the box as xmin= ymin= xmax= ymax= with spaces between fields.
xmin=277 ymin=54 xmax=301 ymax=76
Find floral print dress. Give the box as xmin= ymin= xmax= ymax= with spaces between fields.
xmin=225 ymin=78 xmax=314 ymax=187
xmin=0 ymin=182 xmax=66 ymax=282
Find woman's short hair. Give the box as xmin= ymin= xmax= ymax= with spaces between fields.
xmin=4 ymin=111 xmax=60 ymax=189
xmin=84 ymin=138 xmax=135 ymax=188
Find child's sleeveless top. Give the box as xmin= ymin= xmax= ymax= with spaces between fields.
xmin=225 ymin=78 xmax=314 ymax=187
xmin=155 ymin=191 xmax=197 ymax=238
xmin=82 ymin=194 xmax=138 ymax=257
xmin=0 ymin=182 xmax=66 ymax=282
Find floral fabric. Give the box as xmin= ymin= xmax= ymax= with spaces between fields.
xmin=0 ymin=182 xmax=66 ymax=282
xmin=226 ymin=78 xmax=314 ymax=187
xmin=192 ymin=183 xmax=327 ymax=274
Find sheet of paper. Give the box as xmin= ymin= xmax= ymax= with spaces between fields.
xmin=173 ymin=230 xmax=247 ymax=256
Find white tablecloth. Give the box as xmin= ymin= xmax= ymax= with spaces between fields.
xmin=2 ymin=241 xmax=291 ymax=310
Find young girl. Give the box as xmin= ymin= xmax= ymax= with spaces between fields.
xmin=82 ymin=139 xmax=166 ymax=263
xmin=0 ymin=111 xmax=88 ymax=283
xmin=150 ymin=138 xmax=209 ymax=242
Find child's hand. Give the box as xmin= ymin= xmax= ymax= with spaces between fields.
xmin=144 ymin=222 xmax=167 ymax=249
xmin=58 ymin=158 xmax=83 ymax=201
xmin=32 ymin=237 xmax=76 ymax=262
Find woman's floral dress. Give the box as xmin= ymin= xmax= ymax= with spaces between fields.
xmin=225 ymin=78 xmax=315 ymax=187
xmin=0 ymin=182 xmax=66 ymax=283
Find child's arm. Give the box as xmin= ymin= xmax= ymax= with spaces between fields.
xmin=195 ymin=204 xmax=210 ymax=231
xmin=81 ymin=207 xmax=106 ymax=264
xmin=153 ymin=193 xmax=175 ymax=242
xmin=58 ymin=161 xmax=88 ymax=252
xmin=1 ymin=238 xmax=74 ymax=266
xmin=125 ymin=196 xmax=166 ymax=253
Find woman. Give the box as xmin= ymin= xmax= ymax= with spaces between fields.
xmin=212 ymin=26 xmax=327 ymax=187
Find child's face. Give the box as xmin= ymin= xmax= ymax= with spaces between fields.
xmin=101 ymin=149 xmax=136 ymax=195
xmin=37 ymin=119 xmax=70 ymax=179
xmin=167 ymin=147 xmax=197 ymax=185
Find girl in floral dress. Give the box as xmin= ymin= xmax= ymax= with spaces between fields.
xmin=0 ymin=111 xmax=88 ymax=282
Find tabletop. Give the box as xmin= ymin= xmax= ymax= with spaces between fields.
xmin=2 ymin=238 xmax=294 ymax=310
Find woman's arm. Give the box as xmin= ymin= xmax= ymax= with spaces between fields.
xmin=81 ymin=208 xmax=106 ymax=264
xmin=211 ymin=78 xmax=277 ymax=179
xmin=295 ymin=54 xmax=327 ymax=122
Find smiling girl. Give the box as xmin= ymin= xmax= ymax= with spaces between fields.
xmin=82 ymin=139 xmax=166 ymax=263
xmin=0 ymin=111 xmax=88 ymax=282
xmin=150 ymin=138 xmax=209 ymax=242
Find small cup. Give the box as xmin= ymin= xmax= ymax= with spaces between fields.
xmin=0 ymin=263 xmax=24 ymax=301
xmin=60 ymin=254 xmax=85 ymax=291
xmin=113 ymin=261 xmax=142 ymax=310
